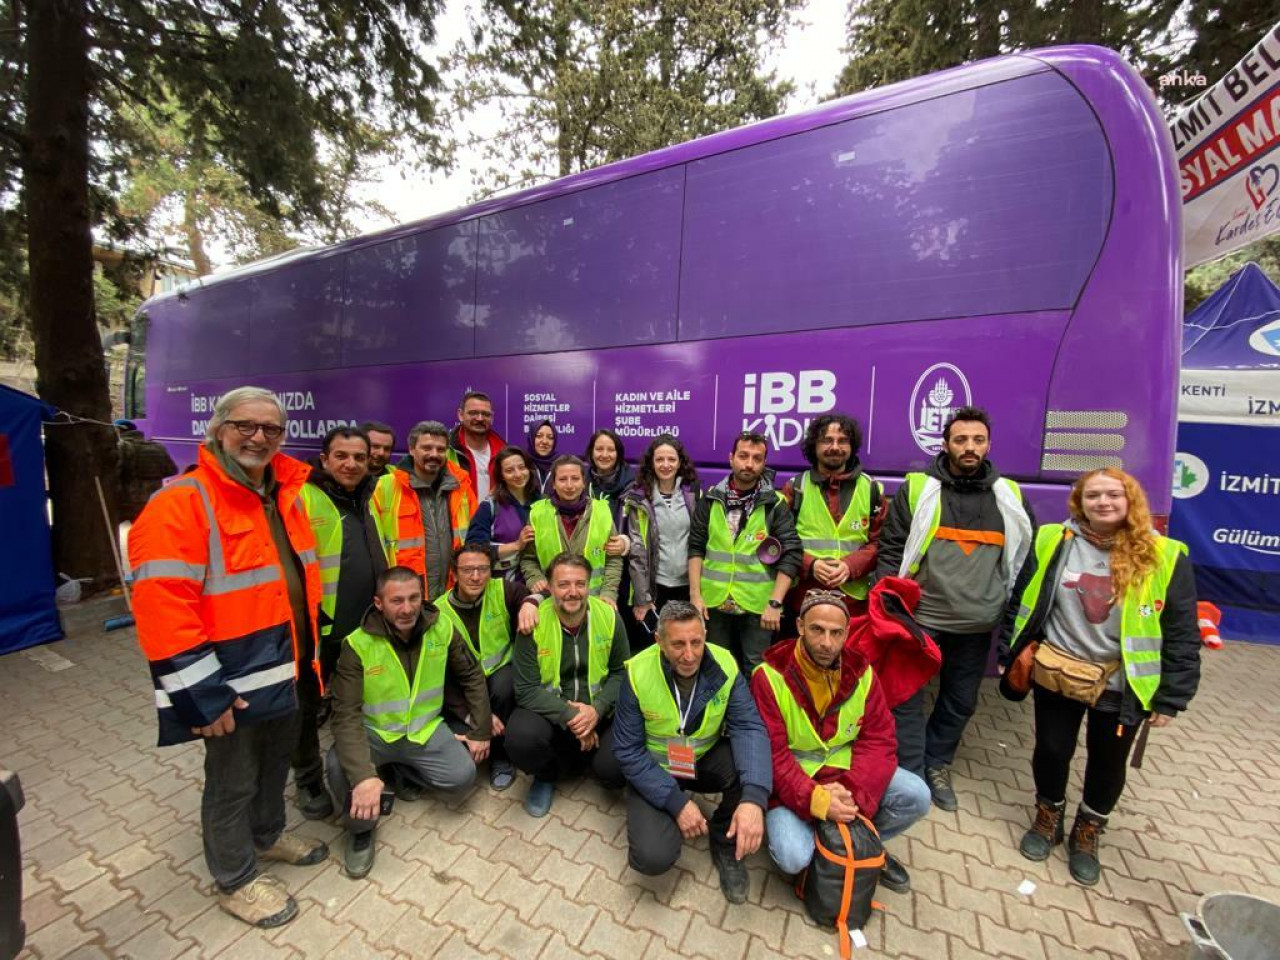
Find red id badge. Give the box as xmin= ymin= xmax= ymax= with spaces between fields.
xmin=666 ymin=738 xmax=697 ymax=779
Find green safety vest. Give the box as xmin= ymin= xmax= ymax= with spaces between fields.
xmin=1009 ymin=524 xmax=1186 ymax=711
xmin=626 ymin=643 xmax=738 ymax=771
xmin=300 ymin=484 xmax=397 ymax=638
xmin=900 ymin=472 xmax=1030 ymax=593
xmin=699 ymin=496 xmax=779 ymax=614
xmin=758 ymin=660 xmax=872 ymax=775
xmin=346 ymin=616 xmax=452 ymax=744
xmin=794 ymin=471 xmax=875 ymax=600
xmin=529 ymin=498 xmax=613 ymax=596
xmin=533 ymin=596 xmax=616 ymax=702
xmin=437 ymin=579 xmax=513 ymax=676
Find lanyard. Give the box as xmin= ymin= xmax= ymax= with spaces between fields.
xmin=673 ymin=676 xmax=699 ymax=735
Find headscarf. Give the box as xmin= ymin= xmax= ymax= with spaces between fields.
xmin=527 ymin=419 xmax=558 ymax=487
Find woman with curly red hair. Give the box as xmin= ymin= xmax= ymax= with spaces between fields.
xmin=999 ymin=469 xmax=1200 ymax=885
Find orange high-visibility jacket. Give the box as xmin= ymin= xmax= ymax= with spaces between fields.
xmin=384 ymin=462 xmax=475 ymax=597
xmin=371 ymin=468 xmax=427 ymax=577
xmin=128 ymin=446 xmax=322 ymax=746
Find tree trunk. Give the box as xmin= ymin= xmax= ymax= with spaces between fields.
xmin=26 ymin=0 xmax=121 ymax=591
xmin=973 ymin=0 xmax=1002 ymax=59
xmin=182 ymin=190 xmax=214 ymax=276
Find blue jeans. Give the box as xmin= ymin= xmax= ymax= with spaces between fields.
xmin=766 ymin=767 xmax=931 ymax=875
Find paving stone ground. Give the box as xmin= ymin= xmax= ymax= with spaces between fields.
xmin=4 ymin=593 xmax=1279 ymax=959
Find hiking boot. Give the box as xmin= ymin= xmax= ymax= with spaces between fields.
xmin=1067 ymin=807 xmax=1107 ymax=886
xmin=925 ymin=766 xmax=958 ymax=812
xmin=524 ymin=778 xmax=555 ymax=818
xmin=258 ymin=832 xmax=328 ymax=867
xmin=490 ymin=759 xmax=517 ymax=792
xmin=711 ymin=843 xmax=750 ymax=904
xmin=218 ymin=874 xmax=298 ymax=928
xmin=880 ymin=853 xmax=911 ymax=893
xmin=344 ymin=829 xmax=376 ymax=879
xmin=295 ymin=780 xmax=334 ymax=821
xmin=1019 ymin=797 xmax=1066 ymax=862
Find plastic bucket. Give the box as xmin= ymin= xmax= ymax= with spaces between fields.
xmin=1182 ymin=892 xmax=1280 ymax=960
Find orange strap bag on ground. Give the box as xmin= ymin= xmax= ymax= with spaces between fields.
xmin=797 ymin=814 xmax=886 ymax=959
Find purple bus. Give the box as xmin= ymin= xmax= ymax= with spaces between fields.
xmin=125 ymin=45 xmax=1181 ymax=522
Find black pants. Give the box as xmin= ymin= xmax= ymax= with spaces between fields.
xmin=893 ymin=629 xmax=992 ymax=774
xmin=291 ymin=663 xmax=324 ymax=789
xmin=444 ymin=664 xmax=516 ymax=764
xmin=1032 ymin=686 xmax=1140 ymax=816
xmin=203 ymin=710 xmax=299 ymax=892
xmin=626 ymin=739 xmax=740 ymax=876
xmin=706 ymin=610 xmax=774 ymax=672
xmin=504 ymin=708 xmax=624 ymax=787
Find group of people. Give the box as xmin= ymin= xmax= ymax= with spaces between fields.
xmin=127 ymin=385 xmax=1201 ymax=931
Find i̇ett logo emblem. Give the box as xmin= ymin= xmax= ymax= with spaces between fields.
xmin=909 ymin=363 xmax=972 ymax=455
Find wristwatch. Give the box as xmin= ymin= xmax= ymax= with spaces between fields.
xmin=767 ymin=599 xmax=784 ymax=610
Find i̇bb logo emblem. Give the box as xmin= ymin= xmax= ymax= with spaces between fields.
xmin=910 ymin=363 xmax=972 ymax=454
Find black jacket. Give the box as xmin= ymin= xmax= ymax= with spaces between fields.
xmin=997 ymin=530 xmax=1201 ymax=724
xmin=688 ymin=477 xmax=803 ymax=582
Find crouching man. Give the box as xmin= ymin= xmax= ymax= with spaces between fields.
xmin=612 ymin=602 xmax=771 ymax=903
xmin=326 ymin=566 xmax=491 ymax=878
xmin=750 ymin=590 xmax=930 ymax=892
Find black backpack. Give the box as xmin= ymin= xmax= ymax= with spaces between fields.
xmin=798 ymin=815 xmax=885 ymax=959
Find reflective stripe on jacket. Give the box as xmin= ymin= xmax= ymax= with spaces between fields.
xmin=794 ymin=471 xmax=876 ymax=600
xmin=300 ymin=483 xmax=396 ymax=639
xmin=626 ymin=643 xmax=737 ymax=771
xmin=756 ymin=660 xmax=871 ymax=775
xmin=347 ymin=616 xmax=451 ymax=743
xmin=533 ymin=596 xmax=616 ymax=701
xmin=1009 ymin=523 xmax=1187 ymax=710
xmin=129 ymin=446 xmax=321 ymax=746
xmin=438 ymin=579 xmax=513 ymax=676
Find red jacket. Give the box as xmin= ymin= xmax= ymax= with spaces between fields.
xmin=750 ymin=636 xmax=898 ymax=821
xmin=847 ymin=577 xmax=941 ymax=710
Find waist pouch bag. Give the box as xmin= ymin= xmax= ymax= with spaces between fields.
xmin=1032 ymin=641 xmax=1120 ymax=706
xmin=797 ymin=815 xmax=885 ymax=959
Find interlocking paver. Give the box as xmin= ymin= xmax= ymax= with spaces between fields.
xmin=7 ymin=595 xmax=1280 ymax=960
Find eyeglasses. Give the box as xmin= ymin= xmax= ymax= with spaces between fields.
xmin=225 ymin=420 xmax=285 ymax=440
xmin=457 ymin=565 xmax=491 ymax=576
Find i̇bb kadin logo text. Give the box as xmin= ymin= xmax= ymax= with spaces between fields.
xmin=742 ymin=371 xmax=837 ymax=449
xmin=910 ymin=363 xmax=972 ymax=455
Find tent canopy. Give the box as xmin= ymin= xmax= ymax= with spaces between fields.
xmin=0 ymin=384 xmax=62 ymax=654
xmin=1183 ymin=261 xmax=1280 ymax=370
xmin=1173 ymin=262 xmax=1280 ymax=644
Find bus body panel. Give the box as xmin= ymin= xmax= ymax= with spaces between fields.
xmin=132 ymin=45 xmax=1180 ymax=521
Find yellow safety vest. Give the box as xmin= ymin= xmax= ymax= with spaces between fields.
xmin=757 ymin=660 xmax=872 ymax=775
xmin=347 ymin=617 xmax=452 ymax=744
xmin=530 ymin=499 xmax=613 ymax=596
xmin=533 ymin=596 xmax=616 ymax=702
xmin=437 ymin=579 xmax=513 ymax=676
xmin=626 ymin=643 xmax=738 ymax=771
xmin=700 ymin=497 xmax=778 ymax=614
xmin=794 ymin=471 xmax=875 ymax=600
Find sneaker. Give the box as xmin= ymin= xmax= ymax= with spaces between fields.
xmin=1019 ymin=797 xmax=1066 ymax=862
xmin=344 ymin=829 xmax=376 ymax=879
xmin=880 ymin=853 xmax=911 ymax=893
xmin=523 ymin=778 xmax=555 ymax=818
xmin=1067 ymin=807 xmax=1107 ymax=886
xmin=218 ymin=874 xmax=298 ymax=928
xmin=925 ymin=766 xmax=958 ymax=812
xmin=710 ymin=843 xmax=750 ymax=904
xmin=295 ymin=780 xmax=334 ymax=821
xmin=258 ymin=832 xmax=328 ymax=867
xmin=490 ymin=759 xmax=516 ymax=792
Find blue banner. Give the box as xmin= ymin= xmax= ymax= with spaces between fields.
xmin=1170 ymin=421 xmax=1280 ymax=643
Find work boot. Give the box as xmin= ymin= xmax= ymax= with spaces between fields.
xmin=1067 ymin=807 xmax=1107 ymax=886
xmin=524 ymin=778 xmax=555 ymax=818
xmin=1019 ymin=796 xmax=1066 ymax=862
xmin=218 ymin=874 xmax=298 ymax=928
xmin=258 ymin=832 xmax=329 ymax=867
xmin=295 ymin=780 xmax=334 ymax=821
xmin=925 ymin=766 xmax=958 ymax=812
xmin=880 ymin=853 xmax=911 ymax=893
xmin=711 ymin=843 xmax=750 ymax=904
xmin=344 ymin=829 xmax=376 ymax=879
